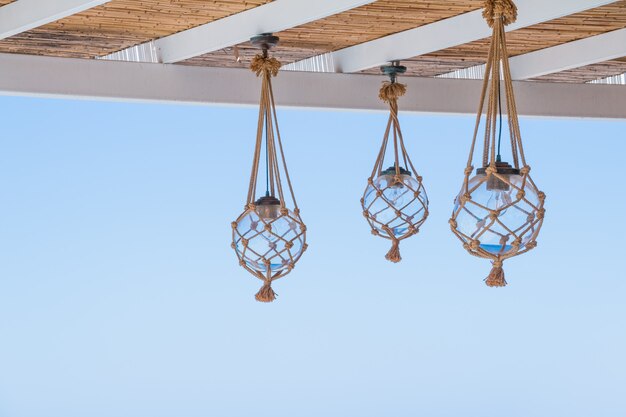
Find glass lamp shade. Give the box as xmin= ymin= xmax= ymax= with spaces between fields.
xmin=362 ymin=172 xmax=428 ymax=239
xmin=452 ymin=169 xmax=543 ymax=257
xmin=232 ymin=199 xmax=306 ymax=274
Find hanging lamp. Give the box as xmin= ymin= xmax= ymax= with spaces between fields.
xmin=231 ymin=34 xmax=307 ymax=302
xmin=361 ymin=62 xmax=429 ymax=263
xmin=449 ymin=0 xmax=546 ymax=287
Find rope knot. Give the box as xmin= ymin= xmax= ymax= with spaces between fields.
xmin=464 ymin=166 xmax=474 ymax=176
xmin=483 ymin=0 xmax=518 ymax=27
xmin=255 ymin=279 xmax=277 ymax=303
xmin=385 ymin=236 xmax=402 ymax=263
xmin=485 ymin=165 xmax=497 ymax=176
xmin=449 ymin=219 xmax=458 ymax=229
xmin=537 ymin=208 xmax=546 ymax=220
xmin=378 ymin=81 xmax=407 ymax=103
xmin=485 ymin=259 xmax=507 ymax=287
xmin=520 ymin=165 xmax=531 ymax=175
xmin=250 ymin=54 xmax=281 ymax=77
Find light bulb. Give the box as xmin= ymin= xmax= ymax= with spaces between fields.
xmin=486 ymin=189 xmax=513 ymax=213
xmin=385 ymin=178 xmax=410 ymax=208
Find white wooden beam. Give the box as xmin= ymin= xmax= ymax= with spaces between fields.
xmin=437 ymin=28 xmax=626 ymax=81
xmin=298 ymin=0 xmax=618 ymax=73
xmin=510 ymin=28 xmax=626 ymax=80
xmin=0 ymin=0 xmax=111 ymax=40
xmin=123 ymin=0 xmax=375 ymax=64
xmin=0 ymin=53 xmax=624 ymax=119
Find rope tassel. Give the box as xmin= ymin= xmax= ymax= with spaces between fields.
xmin=250 ymin=55 xmax=281 ymax=77
xmin=379 ymin=81 xmax=407 ymax=103
xmin=255 ymin=280 xmax=277 ymax=303
xmin=482 ymin=0 xmax=518 ymax=27
xmin=484 ymin=261 xmax=507 ymax=287
xmin=385 ymin=239 xmax=402 ymax=263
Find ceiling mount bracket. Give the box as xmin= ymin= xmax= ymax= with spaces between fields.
xmin=380 ymin=61 xmax=407 ymax=83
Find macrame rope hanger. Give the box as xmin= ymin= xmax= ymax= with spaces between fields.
xmin=361 ymin=61 xmax=429 ymax=263
xmin=231 ymin=33 xmax=307 ymax=303
xmin=449 ymin=0 xmax=546 ymax=287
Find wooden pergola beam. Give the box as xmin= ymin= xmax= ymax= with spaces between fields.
xmin=106 ymin=0 xmax=375 ymax=64
xmin=0 ymin=0 xmax=111 ymax=40
xmin=291 ymin=0 xmax=619 ymax=73
xmin=510 ymin=28 xmax=626 ymax=80
xmin=1 ymin=53 xmax=625 ymax=119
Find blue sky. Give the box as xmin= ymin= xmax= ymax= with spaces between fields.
xmin=0 ymin=95 xmax=625 ymax=417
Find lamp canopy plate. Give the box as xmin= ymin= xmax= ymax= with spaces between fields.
xmin=380 ymin=62 xmax=407 ymax=77
xmin=476 ymin=161 xmax=521 ymax=176
xmin=381 ymin=165 xmax=412 ymax=177
xmin=250 ymin=33 xmax=280 ymax=50
xmin=255 ymin=195 xmax=281 ymax=206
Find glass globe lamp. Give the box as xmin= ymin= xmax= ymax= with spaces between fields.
xmin=451 ymin=162 xmax=543 ymax=258
xmin=363 ymin=166 xmax=428 ymax=240
xmin=232 ymin=195 xmax=306 ymax=275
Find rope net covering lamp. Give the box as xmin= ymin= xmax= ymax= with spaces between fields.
xmin=449 ymin=0 xmax=546 ymax=287
xmin=361 ymin=62 xmax=429 ymax=263
xmin=231 ymin=34 xmax=307 ymax=303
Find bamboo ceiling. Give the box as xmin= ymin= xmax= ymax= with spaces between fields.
xmin=390 ymin=1 xmax=626 ymax=78
xmin=535 ymin=57 xmax=626 ymax=83
xmin=0 ymin=0 xmax=271 ymax=58
xmin=181 ymin=0 xmax=485 ymax=68
xmin=0 ymin=0 xmax=624 ymax=84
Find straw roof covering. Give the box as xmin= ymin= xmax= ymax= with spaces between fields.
xmin=182 ymin=0 xmax=484 ymax=67
xmin=0 ymin=0 xmax=624 ymax=83
xmin=535 ymin=57 xmax=626 ymax=83
xmin=398 ymin=1 xmax=626 ymax=78
xmin=0 ymin=0 xmax=270 ymax=58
